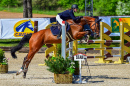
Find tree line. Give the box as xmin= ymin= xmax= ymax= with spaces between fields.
xmin=0 ymin=0 xmax=130 ymax=16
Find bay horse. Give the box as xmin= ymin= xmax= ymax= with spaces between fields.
xmin=11 ymin=16 xmax=100 ymax=78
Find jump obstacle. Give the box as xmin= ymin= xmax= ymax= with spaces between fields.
xmin=44 ymin=22 xmax=73 ymax=59
xmin=45 ymin=21 xmax=130 ymax=64
xmin=35 ymin=21 xmax=130 ymax=84
xmin=73 ymin=22 xmax=130 ymax=64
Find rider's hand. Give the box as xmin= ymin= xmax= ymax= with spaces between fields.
xmin=79 ymin=16 xmax=83 ymax=19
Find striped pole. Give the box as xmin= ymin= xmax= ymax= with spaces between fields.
xmin=86 ymin=55 xmax=121 ymax=58
xmin=85 ymin=40 xmax=121 ymax=43
xmin=79 ymin=47 xmax=121 ymax=51
xmin=123 ymin=23 xmax=130 ymax=60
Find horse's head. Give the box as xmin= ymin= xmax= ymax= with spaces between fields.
xmin=82 ymin=16 xmax=101 ymax=38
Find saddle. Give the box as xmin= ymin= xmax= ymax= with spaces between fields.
xmin=50 ymin=22 xmax=70 ymax=35
xmin=50 ymin=22 xmax=61 ymax=36
xmin=50 ymin=21 xmax=74 ymax=42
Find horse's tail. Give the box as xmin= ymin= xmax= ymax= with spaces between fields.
xmin=11 ymin=34 xmax=32 ymax=59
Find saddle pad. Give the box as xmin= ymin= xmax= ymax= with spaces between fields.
xmin=50 ymin=22 xmax=71 ymax=36
xmin=50 ymin=26 xmax=60 ymax=36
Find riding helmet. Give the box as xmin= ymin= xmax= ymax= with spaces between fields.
xmin=71 ymin=4 xmax=78 ymax=9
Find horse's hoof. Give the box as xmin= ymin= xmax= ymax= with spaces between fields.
xmin=16 ymin=69 xmax=23 ymax=76
xmin=16 ymin=72 xmax=20 ymax=76
xmin=23 ymin=75 xmax=26 ymax=78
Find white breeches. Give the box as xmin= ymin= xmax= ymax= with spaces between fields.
xmin=56 ymin=15 xmax=63 ymax=25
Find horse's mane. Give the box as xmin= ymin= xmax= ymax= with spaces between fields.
xmin=66 ymin=16 xmax=96 ymax=25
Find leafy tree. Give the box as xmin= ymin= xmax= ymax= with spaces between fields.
xmin=93 ymin=0 xmax=118 ymax=16
xmin=1 ymin=0 xmax=130 ymax=16
xmin=57 ymin=0 xmax=85 ymax=11
xmin=0 ymin=0 xmax=18 ymax=7
xmin=116 ymin=1 xmax=130 ymax=15
xmin=32 ymin=0 xmax=59 ymax=10
xmin=17 ymin=0 xmax=23 ymax=7
xmin=120 ymin=0 xmax=130 ymax=3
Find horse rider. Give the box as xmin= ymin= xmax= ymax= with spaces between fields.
xmin=56 ymin=4 xmax=83 ymax=39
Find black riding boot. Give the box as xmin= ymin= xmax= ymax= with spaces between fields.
xmin=57 ymin=28 xmax=62 ymax=39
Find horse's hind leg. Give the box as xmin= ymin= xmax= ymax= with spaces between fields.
xmin=22 ymin=44 xmax=43 ymax=78
xmin=16 ymin=55 xmax=28 ymax=75
xmin=17 ymin=36 xmax=44 ymax=78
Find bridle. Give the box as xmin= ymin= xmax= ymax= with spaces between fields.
xmin=82 ymin=18 xmax=102 ymax=37
xmin=83 ymin=18 xmax=98 ymax=32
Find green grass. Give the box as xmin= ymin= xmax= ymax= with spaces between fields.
xmin=0 ymin=39 xmax=120 ymax=48
xmin=78 ymin=43 xmax=100 ymax=48
xmin=0 ymin=39 xmax=21 ymax=47
xmin=0 ymin=6 xmax=23 ymax=13
xmin=78 ymin=43 xmax=120 ymax=48
xmin=0 ymin=39 xmax=46 ymax=47
xmin=0 ymin=6 xmax=85 ymax=16
xmin=0 ymin=62 xmax=8 ymax=65
xmin=33 ymin=9 xmax=85 ymax=16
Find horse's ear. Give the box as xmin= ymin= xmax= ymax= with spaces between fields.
xmin=97 ymin=19 xmax=102 ymax=22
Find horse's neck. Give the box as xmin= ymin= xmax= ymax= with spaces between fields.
xmin=84 ymin=16 xmax=95 ymax=20
xmin=66 ymin=17 xmax=96 ymax=27
xmin=66 ymin=19 xmax=85 ymax=26
xmin=66 ymin=20 xmax=74 ymax=24
xmin=84 ymin=16 xmax=94 ymax=19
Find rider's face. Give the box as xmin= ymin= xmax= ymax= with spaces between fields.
xmin=73 ymin=8 xmax=77 ymax=12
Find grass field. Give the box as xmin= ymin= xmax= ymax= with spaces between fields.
xmin=0 ymin=6 xmax=85 ymax=16
xmin=0 ymin=39 xmax=120 ymax=48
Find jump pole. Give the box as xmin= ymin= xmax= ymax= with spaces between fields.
xmin=61 ymin=21 xmax=66 ymax=59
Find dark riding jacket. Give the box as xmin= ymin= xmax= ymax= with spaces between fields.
xmin=58 ymin=9 xmax=80 ymax=21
